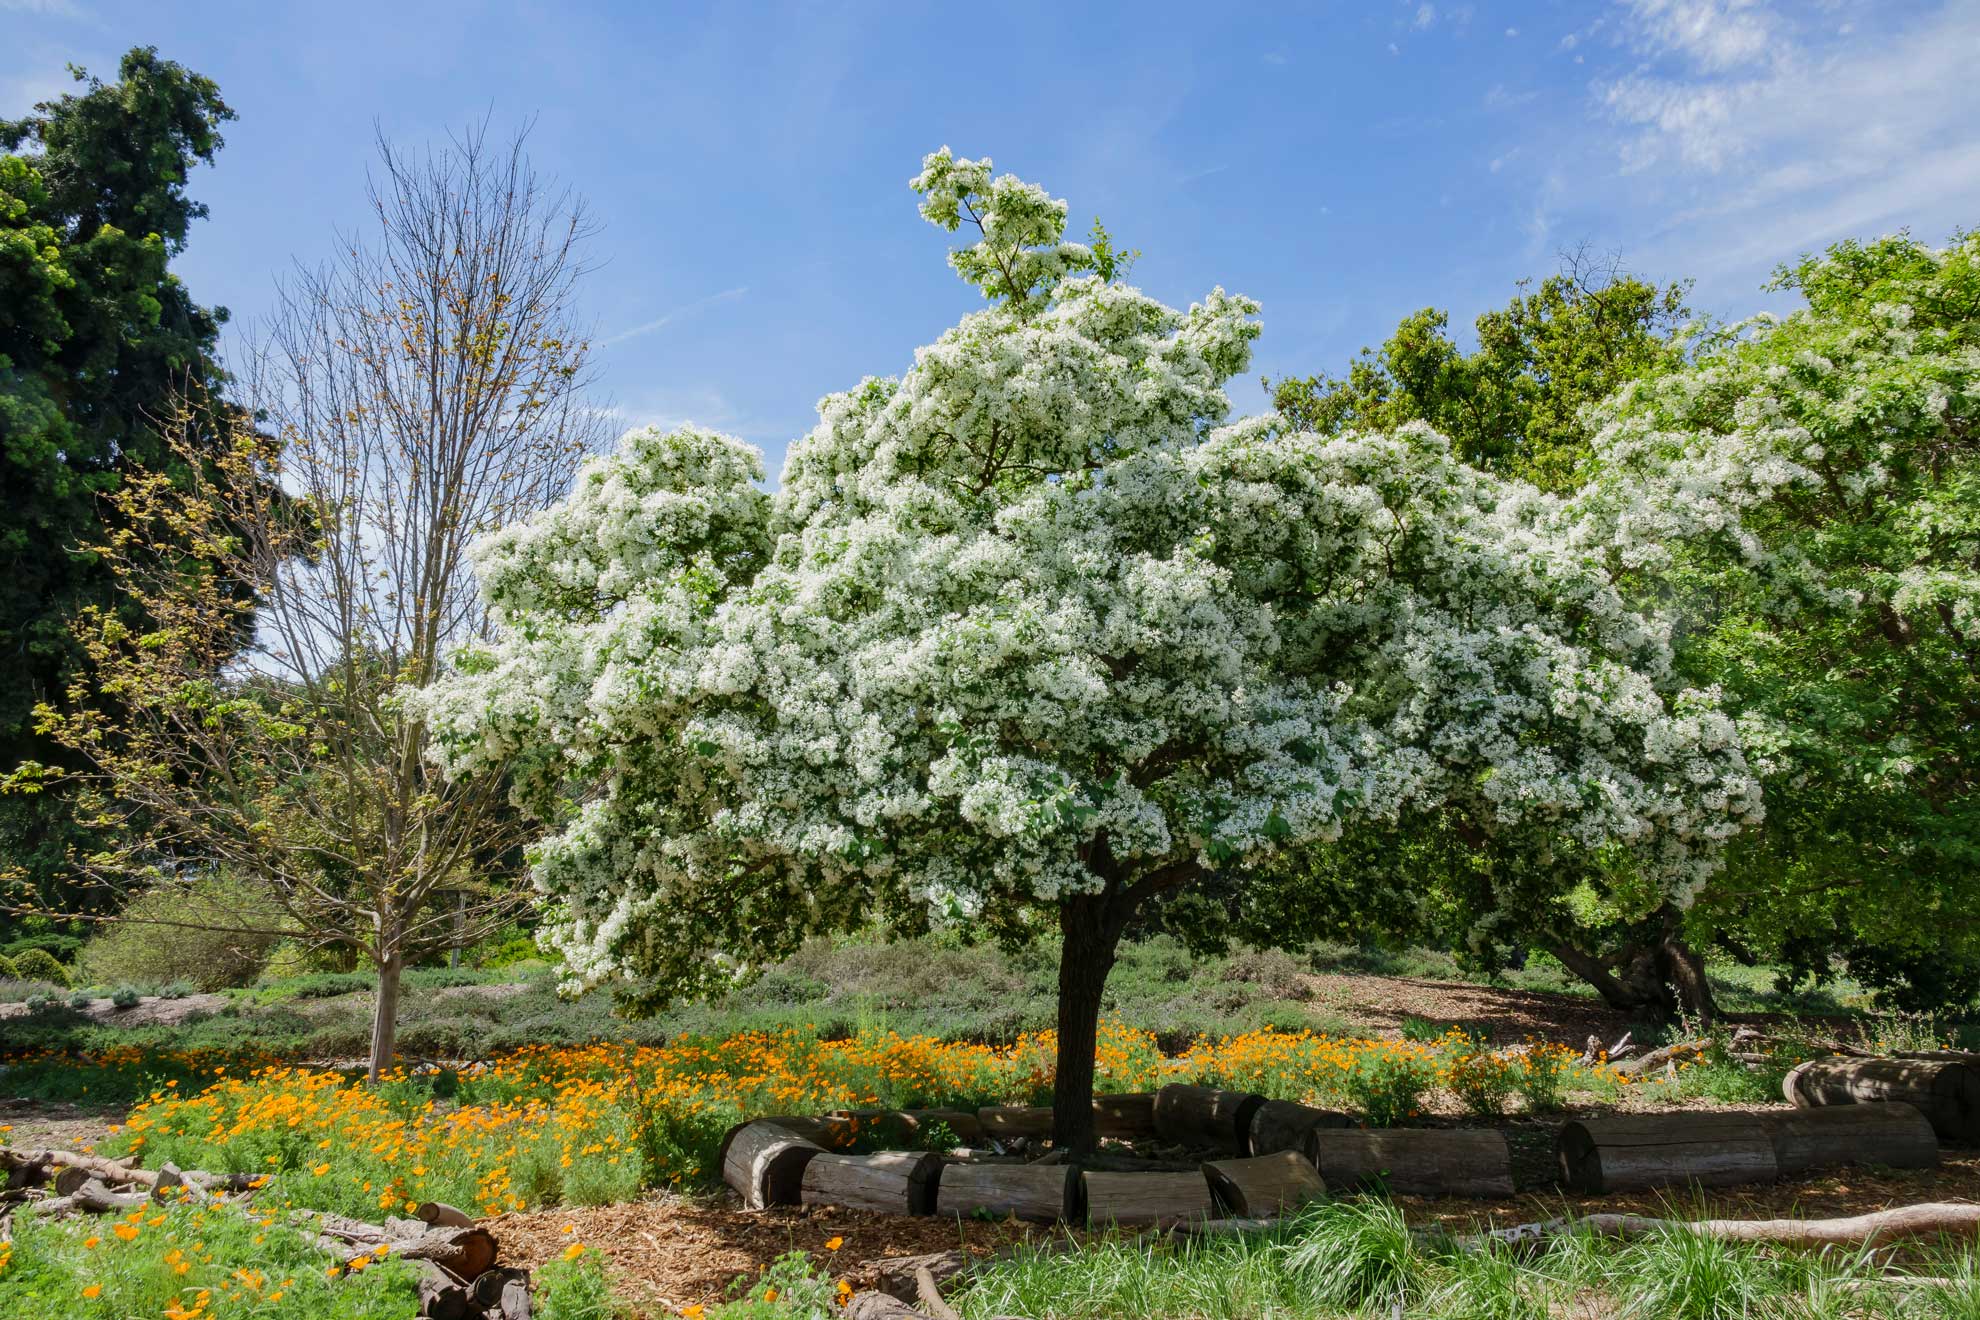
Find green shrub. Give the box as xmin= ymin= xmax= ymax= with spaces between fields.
xmin=67 ymin=989 xmax=94 ymax=1010
xmin=1342 ymin=1049 xmax=1436 ymax=1126
xmin=538 ymin=1248 xmax=625 ymax=1319
xmin=713 ymin=1248 xmax=843 ymax=1316
xmin=1512 ymin=1044 xmax=1573 ymax=1114
xmin=0 ymin=953 xmax=18 ymax=980
xmin=111 ymin=986 xmax=141 ymax=1010
xmin=1446 ymin=1048 xmax=1517 ymax=1119
xmin=79 ymin=873 xmax=286 ymax=991
xmin=12 ymin=947 xmax=70 ymax=986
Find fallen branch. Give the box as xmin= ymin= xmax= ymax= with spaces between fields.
xmin=1458 ymin=1202 xmax=1980 ymax=1252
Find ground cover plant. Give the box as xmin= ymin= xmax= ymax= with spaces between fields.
xmin=9 ymin=1024 xmax=1630 ymax=1222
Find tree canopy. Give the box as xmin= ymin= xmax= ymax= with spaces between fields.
xmin=0 ymin=47 xmax=235 ymax=919
xmin=1582 ymin=230 xmax=1980 ymax=1007
xmin=419 ymin=149 xmax=1758 ymax=1149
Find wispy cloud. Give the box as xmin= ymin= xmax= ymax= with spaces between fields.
xmin=597 ymin=286 xmax=748 ymax=348
xmin=1175 ymin=163 xmax=1230 ymax=187
xmin=0 ymin=0 xmax=87 ymax=14
xmin=1582 ymin=1 xmax=1980 ymax=287
xmin=1413 ymin=4 xmax=1437 ymax=30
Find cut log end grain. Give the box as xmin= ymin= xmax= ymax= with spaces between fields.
xmin=1246 ymin=1099 xmax=1353 ymax=1157
xmin=935 ymin=1161 xmax=1078 ymax=1224
xmin=801 ymin=1151 xmax=943 ymax=1216
xmin=1202 ymin=1151 xmax=1327 ymax=1218
xmin=1307 ymin=1127 xmax=1514 ymax=1198
xmin=1558 ymin=1113 xmax=1778 ymax=1194
xmin=415 ymin=1200 xmax=475 ymax=1229
xmin=722 ymin=1121 xmax=827 ymax=1210
xmin=1152 ymin=1084 xmax=1266 ymax=1154
xmin=1785 ymin=1057 xmax=1980 ymax=1144
xmin=1082 ymin=1170 xmax=1216 ymax=1228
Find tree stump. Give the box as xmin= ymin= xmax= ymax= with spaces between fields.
xmin=1082 ymin=1170 xmax=1215 ymax=1227
xmin=1785 ymin=1057 xmax=1980 ymax=1144
xmin=1307 ymin=1127 xmax=1514 ymax=1198
xmin=470 ymin=1265 xmax=534 ymax=1320
xmin=1094 ymin=1092 xmax=1159 ymax=1141
xmin=1152 ymin=1084 xmax=1265 ymax=1154
xmin=801 ymin=1151 xmax=943 ymax=1215
xmin=722 ymin=1121 xmax=827 ymax=1210
xmin=1246 ymin=1099 xmax=1353 ymax=1156
xmin=1765 ymin=1101 xmax=1938 ymax=1176
xmin=415 ymin=1260 xmax=471 ymax=1320
xmin=1558 ymin=1113 xmax=1778 ymax=1193
xmin=1202 ymin=1151 xmax=1327 ymax=1218
xmin=935 ymin=1161 xmax=1077 ymax=1223
xmin=977 ymin=1105 xmax=1055 ymax=1143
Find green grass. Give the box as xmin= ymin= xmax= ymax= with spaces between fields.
xmin=945 ymin=1199 xmax=1980 ymax=1320
xmin=0 ymin=1192 xmax=420 ymax=1319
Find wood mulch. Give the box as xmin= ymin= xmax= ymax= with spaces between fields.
xmin=488 ymin=1194 xmax=1061 ymax=1315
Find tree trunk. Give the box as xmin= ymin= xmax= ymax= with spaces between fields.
xmin=1546 ymin=905 xmax=1717 ymax=1026
xmin=1052 ymin=894 xmax=1123 ymax=1156
xmin=368 ymin=946 xmax=403 ymax=1082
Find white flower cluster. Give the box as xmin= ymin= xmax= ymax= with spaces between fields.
xmin=415 ymin=155 xmax=1762 ymax=994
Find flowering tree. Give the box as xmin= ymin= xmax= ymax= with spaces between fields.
xmin=1582 ymin=230 xmax=1980 ymax=1008
xmin=419 ymin=149 xmax=1759 ymax=1151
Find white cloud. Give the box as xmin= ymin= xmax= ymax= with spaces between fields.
xmin=1621 ymin=0 xmax=1779 ymax=72
xmin=598 ymin=286 xmax=748 ymax=348
xmin=1506 ymin=26 xmax=1519 ymax=37
xmin=0 ymin=0 xmax=86 ymax=13
xmin=1575 ymin=1 xmax=1980 ymax=291
xmin=1413 ymin=3 xmax=1436 ymax=29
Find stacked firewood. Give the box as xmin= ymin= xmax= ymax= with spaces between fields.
xmin=0 ymin=1147 xmax=528 ymax=1318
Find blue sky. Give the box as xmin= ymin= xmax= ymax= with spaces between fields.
xmin=5 ymin=0 xmax=1978 ymax=478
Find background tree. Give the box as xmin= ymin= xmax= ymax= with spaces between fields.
xmin=1268 ymin=249 xmax=1691 ymax=492
xmin=0 ymin=48 xmax=237 ymax=948
xmin=418 ymin=150 xmax=1758 ymax=1152
xmin=14 ymin=123 xmax=603 ymax=1077
xmin=1260 ymin=255 xmax=1729 ymax=1020
xmin=1583 ymin=229 xmax=1980 ymax=1013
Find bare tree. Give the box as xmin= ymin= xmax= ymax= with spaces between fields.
xmin=18 ymin=122 xmax=603 ymax=1078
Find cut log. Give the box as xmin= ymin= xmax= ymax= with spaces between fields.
xmin=43 ymin=1150 xmax=158 ymax=1190
xmin=1246 ymin=1099 xmax=1353 ymax=1157
xmin=872 ymin=1250 xmax=971 ymax=1304
xmin=416 ymin=1259 xmax=472 ymax=1320
xmin=1093 ymin=1092 xmax=1159 ymax=1141
xmin=387 ymin=1227 xmax=498 ymax=1281
xmin=471 ymin=1266 xmax=533 ymax=1320
xmin=977 ymin=1106 xmax=1055 ymax=1144
xmin=1764 ymin=1102 xmax=1938 ymax=1176
xmin=1152 ymin=1084 xmax=1265 ymax=1154
xmin=723 ymin=1121 xmax=826 ymax=1210
xmin=845 ymin=1293 xmax=931 ymax=1320
xmin=1785 ymin=1057 xmax=1980 ymax=1144
xmin=1083 ymin=1170 xmax=1215 ymax=1228
xmin=1559 ymin=1113 xmax=1777 ymax=1193
xmin=0 ymin=1149 xmax=53 ymax=1189
xmin=801 ymin=1151 xmax=943 ymax=1215
xmin=61 ymin=1177 xmax=151 ymax=1213
xmin=1202 ymin=1151 xmax=1327 ymax=1218
xmin=415 ymin=1200 xmax=475 ymax=1229
xmin=935 ymin=1161 xmax=1077 ymax=1223
xmin=715 ymin=1114 xmax=850 ymax=1172
xmin=1306 ymin=1127 xmax=1514 ymax=1198
xmin=1613 ymin=1039 xmax=1708 ymax=1077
